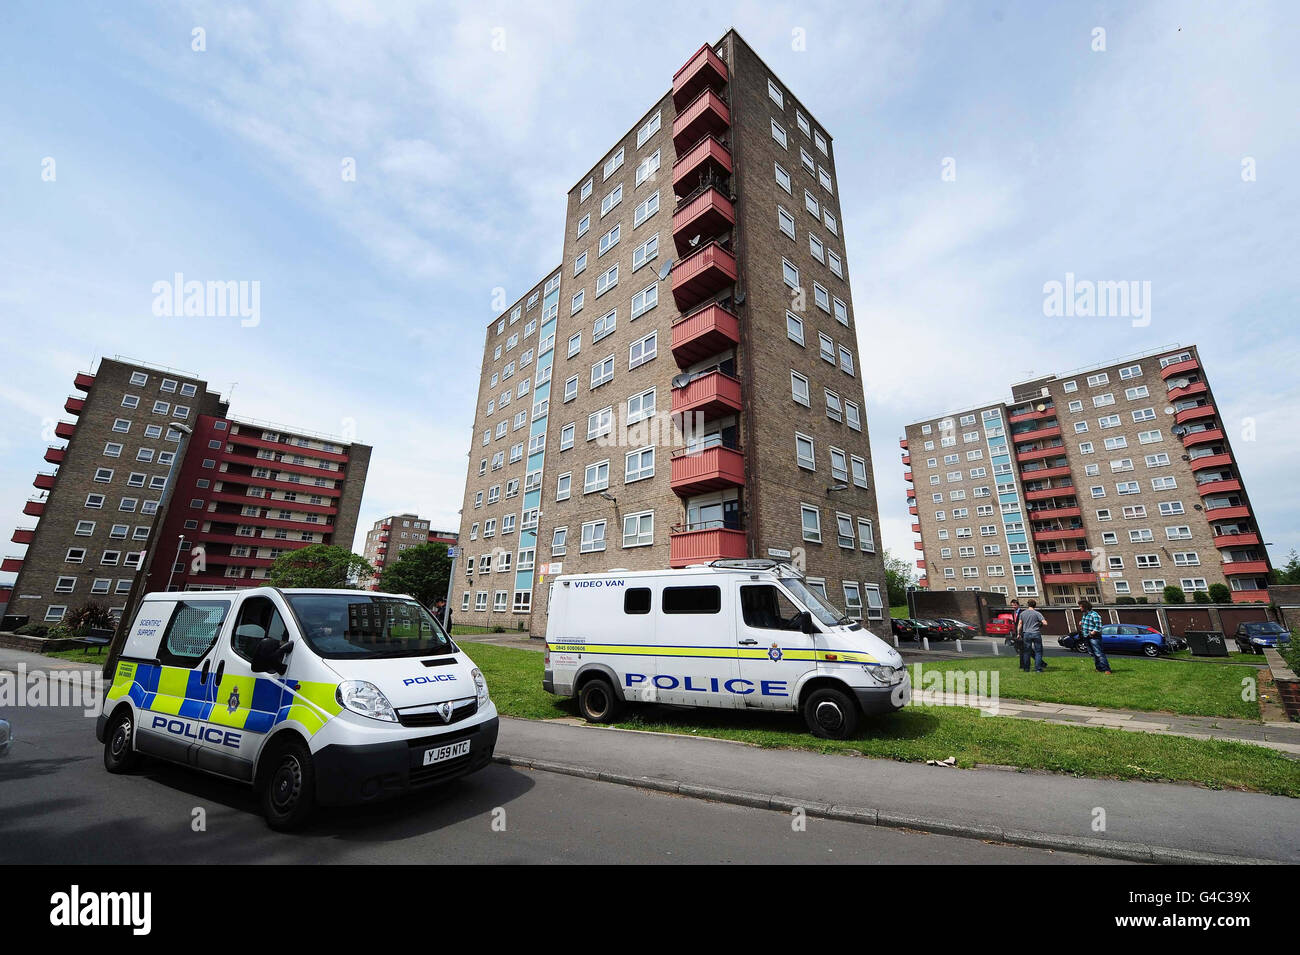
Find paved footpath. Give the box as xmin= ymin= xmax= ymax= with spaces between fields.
xmin=495 ymin=716 xmax=1300 ymax=864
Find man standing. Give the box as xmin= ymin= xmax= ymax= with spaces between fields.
xmin=1006 ymin=599 xmax=1022 ymax=648
xmin=1017 ymin=600 xmax=1047 ymax=673
xmin=434 ymin=597 xmax=452 ymax=634
xmin=1078 ymin=599 xmax=1111 ymax=674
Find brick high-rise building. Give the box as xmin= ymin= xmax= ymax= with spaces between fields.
xmin=361 ymin=513 xmax=458 ymax=587
xmin=902 ymin=344 xmax=1271 ymax=605
xmin=3 ymin=357 xmax=371 ymax=625
xmin=456 ymin=32 xmax=887 ymax=631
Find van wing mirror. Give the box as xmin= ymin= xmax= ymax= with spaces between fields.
xmin=794 ymin=610 xmax=817 ymax=634
xmin=251 ymin=635 xmax=291 ymax=674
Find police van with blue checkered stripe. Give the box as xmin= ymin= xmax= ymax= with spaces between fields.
xmin=99 ymin=587 xmax=498 ymax=829
xmin=543 ymin=560 xmax=909 ymax=739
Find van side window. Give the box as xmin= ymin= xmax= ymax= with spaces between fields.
xmin=157 ymin=601 xmax=230 ymax=669
xmin=624 ymin=588 xmax=651 ymax=615
xmin=662 ymin=586 xmax=721 ymax=614
xmin=740 ymin=585 xmax=803 ymax=630
xmin=232 ymin=596 xmax=290 ymax=660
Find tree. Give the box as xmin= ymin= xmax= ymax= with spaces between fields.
xmin=1162 ymin=584 xmax=1187 ymax=604
xmin=1208 ymin=582 xmax=1231 ymax=603
xmin=882 ymin=549 xmax=915 ymax=608
xmin=1192 ymin=590 xmax=1211 ymax=604
xmin=268 ymin=544 xmax=373 ymax=589
xmin=380 ymin=542 xmax=452 ymax=608
xmin=1272 ymin=550 xmax=1300 ymax=585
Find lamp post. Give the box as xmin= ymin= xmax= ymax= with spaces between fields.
xmin=103 ymin=421 xmax=193 ymax=677
xmin=167 ymin=534 xmax=189 ymax=592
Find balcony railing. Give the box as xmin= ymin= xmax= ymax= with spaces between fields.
xmin=44 ymin=446 xmax=65 ymax=465
xmin=669 ymin=524 xmax=746 ymax=568
xmin=670 ymin=369 xmax=743 ymax=419
xmin=670 ymin=241 xmax=738 ymax=311
xmin=1222 ymin=560 xmax=1269 ymax=577
xmin=64 ymin=395 xmax=85 ymax=415
xmin=74 ymin=371 xmax=95 ymax=391
xmin=54 ymin=421 xmax=76 ymax=439
xmin=672 ymin=135 xmax=733 ymax=193
xmin=33 ymin=472 xmax=56 ymax=491
xmin=672 ymin=43 xmax=728 ymax=109
xmin=672 ymin=89 xmax=731 ymax=152
xmin=672 ymin=186 xmax=735 ymax=255
xmin=1181 ymin=427 xmax=1224 ymax=448
xmin=671 ymin=302 xmax=740 ymax=369
xmin=1189 ymin=452 xmax=1232 ymax=472
xmin=670 ymin=444 xmax=745 ymax=495
xmin=11 ymin=527 xmax=35 ymax=545
xmin=1174 ymin=404 xmax=1215 ymax=425
xmin=1160 ymin=357 xmax=1200 ymax=380
xmin=1196 ymin=478 xmax=1241 ymax=497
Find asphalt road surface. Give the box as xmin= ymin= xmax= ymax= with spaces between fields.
xmin=0 ymin=698 xmax=1112 ymax=864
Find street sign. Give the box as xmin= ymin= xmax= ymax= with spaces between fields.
xmin=447 ymin=546 xmax=458 ymax=558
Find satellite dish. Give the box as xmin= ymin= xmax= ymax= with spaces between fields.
xmin=1035 ymin=403 xmax=1046 ymax=412
xmin=734 ymin=290 xmax=746 ymax=305
xmin=688 ymin=234 xmax=701 ymax=247
xmin=1040 ymin=387 xmax=1050 ymax=398
xmin=672 ymin=374 xmax=691 ymax=389
xmin=1164 ymin=406 xmax=1176 ymax=415
xmin=1169 ymin=378 xmax=1190 ymax=389
xmin=658 ymin=259 xmax=674 ymax=281
xmin=1171 ymin=425 xmax=1187 ymax=436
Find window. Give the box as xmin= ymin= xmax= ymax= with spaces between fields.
xmin=790 ymin=371 xmax=810 ymax=406
xmin=623 ymin=511 xmax=653 ymax=548
xmin=809 ymin=232 xmax=824 ymax=262
xmin=786 ymin=311 xmax=804 ymax=345
xmin=595 ymin=264 xmax=618 ymax=297
xmin=104 ymin=442 xmax=123 ymax=458
xmin=633 ymin=190 xmax=659 ymax=226
xmin=796 ymin=433 xmax=815 ymax=470
xmin=637 ymin=110 xmax=661 ymax=147
xmin=570 ymin=289 xmax=585 ymax=314
xmin=576 ymin=213 xmax=590 ymax=238
xmin=600 ymin=184 xmax=623 ymax=217
xmin=627 ymin=388 xmax=656 ymax=424
xmin=568 ymin=332 xmax=582 ymax=357
xmin=580 ymin=178 xmax=592 ymax=202
xmin=630 ymin=282 xmax=658 ymax=319
xmin=551 ymin=527 xmax=568 ymax=556
xmin=778 ymin=205 xmax=796 ymax=239
xmin=830 ymin=448 xmax=849 ymax=482
xmin=845 ymin=401 xmax=861 ymax=431
xmin=629 ymin=331 xmax=657 ymax=369
xmin=838 ymin=347 xmax=854 ymax=375
xmin=827 ymin=250 xmax=843 ymax=277
xmin=555 ymin=472 xmax=571 ymax=501
xmin=625 ymin=447 xmax=655 ymax=483
xmin=590 ymin=356 xmax=614 ymax=388
xmin=782 ymin=258 xmax=799 ymax=289
xmin=775 ymin=162 xmax=791 ymax=193
xmin=833 ymin=297 xmax=848 ymax=325
xmin=771 ymin=118 xmax=787 ymax=148
xmin=842 ymin=582 xmax=862 ymax=615
xmin=560 ymin=423 xmax=575 ymax=450
xmin=121 ymin=395 xmax=139 ymax=409
xmin=825 ymin=390 xmax=842 ymax=422
xmin=634 ymin=149 xmax=660 ymax=187
xmin=851 ymin=455 xmax=868 ymax=489
xmin=801 ymin=504 xmax=821 ymax=542
xmin=804 ymin=189 xmax=819 ymax=217
xmin=603 ymin=146 xmax=624 ymax=180
xmin=580 ymin=520 xmax=607 ymax=553
xmin=857 ymin=518 xmax=875 ymax=552
xmin=592 ymin=308 xmax=616 ymax=342
xmin=632 ymin=233 xmax=658 ymax=271
xmin=598 ymin=222 xmax=620 ymax=256
xmin=583 ymin=460 xmax=610 ymax=493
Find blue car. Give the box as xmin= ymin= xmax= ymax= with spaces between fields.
xmin=1059 ymin=623 xmax=1169 ymax=657
xmin=1234 ymin=622 xmax=1292 ymax=654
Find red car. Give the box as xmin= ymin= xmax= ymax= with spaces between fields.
xmin=985 ymin=612 xmax=1015 ymax=636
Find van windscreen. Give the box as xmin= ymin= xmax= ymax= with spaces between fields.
xmin=662 ymin=586 xmax=721 ymax=614
xmin=286 ymin=594 xmax=453 ymax=658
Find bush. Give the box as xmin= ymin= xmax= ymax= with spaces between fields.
xmin=64 ymin=601 xmax=115 ymax=637
xmin=14 ymin=623 xmax=49 ymax=637
xmin=1136 ymin=597 xmax=1149 ymax=604
xmin=1115 ymin=596 xmax=1137 ymax=605
xmin=46 ymin=624 xmax=75 ymax=640
xmin=493 ymin=626 xmax=506 ymax=633
xmin=1163 ymin=585 xmax=1187 ymax=604
xmin=1208 ymin=583 xmax=1231 ymax=603
xmin=1193 ymin=590 xmax=1211 ymax=604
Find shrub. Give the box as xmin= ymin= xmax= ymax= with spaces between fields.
xmin=1192 ymin=590 xmax=1211 ymax=604
xmin=1208 ymin=583 xmax=1231 ymax=603
xmin=493 ymin=626 xmax=506 ymax=633
xmin=1163 ymin=585 xmax=1187 ymax=604
xmin=1136 ymin=597 xmax=1149 ymax=604
xmin=64 ymin=602 xmax=115 ymax=637
xmin=14 ymin=623 xmax=49 ymax=637
xmin=46 ymin=624 xmax=75 ymax=640
xmin=1115 ymin=596 xmax=1137 ymax=605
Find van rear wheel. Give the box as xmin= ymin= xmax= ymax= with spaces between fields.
xmin=803 ymin=687 xmax=859 ymax=740
xmin=578 ymin=677 xmax=623 ymax=724
xmin=260 ymin=738 xmax=316 ymax=831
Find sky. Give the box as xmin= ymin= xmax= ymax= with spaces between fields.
xmin=1 ymin=0 xmax=1297 ymax=585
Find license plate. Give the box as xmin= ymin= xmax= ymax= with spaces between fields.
xmin=423 ymin=739 xmax=471 ymax=766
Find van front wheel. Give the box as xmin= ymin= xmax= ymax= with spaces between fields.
xmin=260 ymin=738 xmax=316 ymax=831
xmin=578 ymin=677 xmax=623 ymax=724
xmin=803 ymin=687 xmax=859 ymax=740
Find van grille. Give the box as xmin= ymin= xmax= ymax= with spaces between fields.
xmin=397 ymin=697 xmax=478 ymax=728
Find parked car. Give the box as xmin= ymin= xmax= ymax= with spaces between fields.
xmin=890 ymin=617 xmax=917 ymax=639
xmin=0 ymin=718 xmax=11 ymax=758
xmin=985 ymin=612 xmax=1016 ymax=636
xmin=935 ymin=618 xmax=980 ymax=638
xmin=1058 ymin=623 xmax=1169 ymax=657
xmin=1234 ymin=621 xmax=1293 ymax=654
xmin=912 ymin=618 xmax=958 ymax=641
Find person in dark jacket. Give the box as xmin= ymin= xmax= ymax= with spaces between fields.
xmin=434 ymin=598 xmax=452 ymax=633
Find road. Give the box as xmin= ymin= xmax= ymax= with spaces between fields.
xmin=0 ymin=697 xmax=1109 ymax=864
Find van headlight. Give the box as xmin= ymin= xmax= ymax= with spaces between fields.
xmin=471 ymin=667 xmax=490 ymax=705
xmin=869 ymin=665 xmax=903 ymax=685
xmin=336 ymin=681 xmax=398 ymax=722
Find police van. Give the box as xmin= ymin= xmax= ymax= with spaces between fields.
xmin=98 ymin=587 xmax=498 ymax=829
xmin=542 ymin=560 xmax=909 ymax=739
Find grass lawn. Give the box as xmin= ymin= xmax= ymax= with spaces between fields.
xmin=461 ymin=642 xmax=1300 ymax=797
xmin=920 ymin=655 xmax=1260 ymax=719
xmin=890 ymin=606 xmax=909 ymax=619
xmin=1167 ymin=649 xmax=1257 ymax=664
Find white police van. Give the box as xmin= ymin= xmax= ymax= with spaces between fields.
xmin=543 ymin=560 xmax=908 ymax=739
xmin=98 ymin=587 xmax=498 ymax=830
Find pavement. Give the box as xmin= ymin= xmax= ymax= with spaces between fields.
xmin=494 ymin=716 xmax=1300 ymax=864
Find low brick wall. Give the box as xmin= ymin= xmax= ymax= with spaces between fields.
xmin=0 ymin=631 xmax=97 ymax=653
xmin=1263 ymin=647 xmax=1300 ymax=722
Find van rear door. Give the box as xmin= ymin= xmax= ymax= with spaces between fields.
xmin=649 ymin=582 xmax=740 ymax=708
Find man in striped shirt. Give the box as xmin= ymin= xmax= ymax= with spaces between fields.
xmin=1078 ymin=599 xmax=1111 ymax=674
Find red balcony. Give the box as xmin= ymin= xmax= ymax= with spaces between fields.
xmin=74 ymin=371 xmax=95 ymax=391
xmin=913 ymin=541 xmax=924 ymax=551
xmin=1040 ymin=549 xmax=1093 ymax=562
xmin=1160 ymin=357 xmax=1200 ymax=380
xmin=1167 ymin=380 xmax=1207 ymax=401
xmin=1230 ymin=589 xmax=1269 ymax=604
xmin=55 ymin=421 xmax=76 ymax=439
xmin=671 ymin=302 xmax=740 ymax=368
xmin=670 ymin=241 xmax=737 ymax=310
xmin=1182 ymin=428 xmax=1224 ymax=448
xmin=1175 ymin=404 xmax=1215 ymax=425
xmin=669 ymin=526 xmax=747 ymax=568
xmin=1196 ymin=478 xmax=1241 ymax=497
xmin=64 ymin=395 xmax=85 ymax=415
xmin=1009 ymin=407 xmax=1055 ymax=424
xmin=1025 ymin=487 xmax=1074 ymax=502
xmin=23 ymin=500 xmax=45 ymax=517
xmin=670 ymin=445 xmax=745 ymax=496
xmin=1024 ymin=465 xmax=1072 ymax=480
xmin=901 ymin=454 xmax=910 ymax=466
xmin=911 ymin=523 xmax=921 ymax=534
xmin=1 ymin=557 xmax=23 ymax=573
xmin=1016 ymin=446 xmax=1063 ymax=463
xmin=1213 ymin=532 xmax=1258 ymax=549
xmin=1205 ymin=504 xmax=1250 ymax=521
xmin=671 ymin=135 xmax=733 ymax=192
xmin=33 ymin=472 xmax=56 ymax=491
xmin=1033 ymin=528 xmax=1086 ymax=542
xmin=1042 ymin=572 xmax=1097 ymax=585
xmin=672 ymin=43 xmax=728 ymax=109
xmin=44 ymin=446 xmax=65 ymax=465
xmin=1190 ymin=453 xmax=1232 ymax=472
xmin=671 ymin=369 xmax=743 ymax=419
xmin=1223 ymin=561 xmax=1269 ymax=577
xmin=673 ymin=187 xmax=735 ymax=255
xmin=672 ymin=89 xmax=730 ymax=152
xmin=11 ymin=528 xmax=35 ymax=545
xmin=1033 ymin=506 xmax=1081 ymax=519
xmin=903 ymin=471 xmax=914 ymax=483
xmin=916 ymin=559 xmax=926 ymax=570
xmin=908 ymin=505 xmax=918 ymax=516
xmin=917 ymin=577 xmax=929 ymax=588
xmin=899 ymin=437 xmax=908 ymax=449
xmin=1014 ymin=425 xmax=1061 ymax=443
